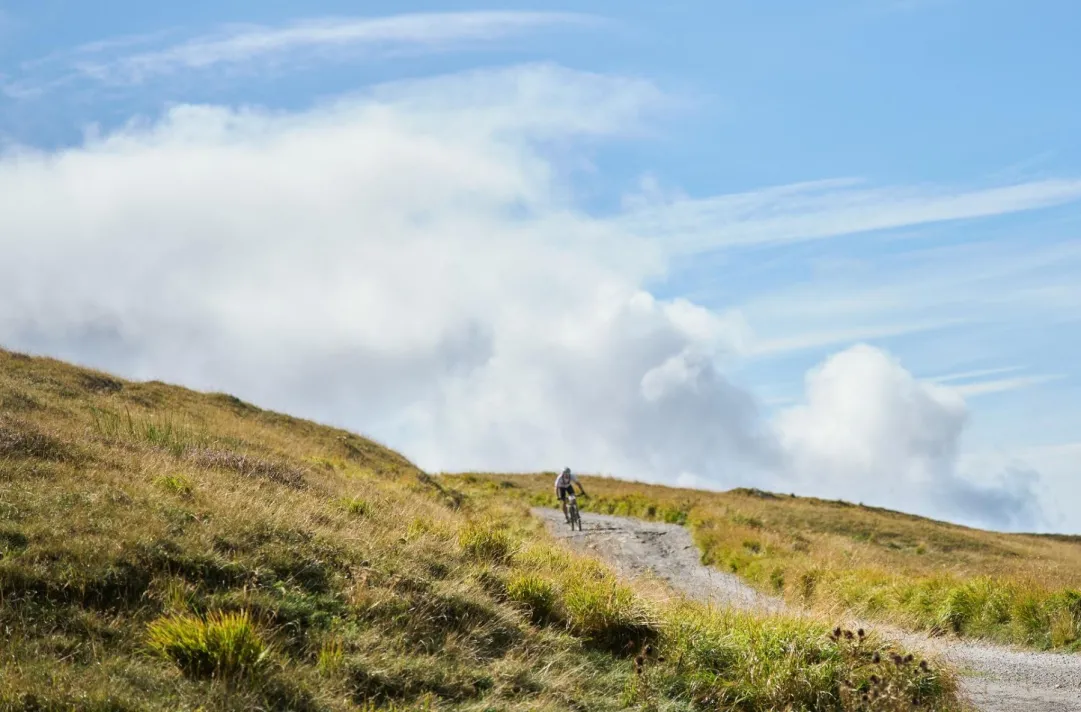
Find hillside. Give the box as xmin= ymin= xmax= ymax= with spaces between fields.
xmin=442 ymin=474 xmax=1081 ymax=650
xmin=0 ymin=347 xmax=960 ymax=711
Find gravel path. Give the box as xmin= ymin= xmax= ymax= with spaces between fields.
xmin=535 ymin=507 xmax=1081 ymax=712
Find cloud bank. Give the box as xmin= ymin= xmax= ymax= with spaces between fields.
xmin=0 ymin=63 xmax=1045 ymax=530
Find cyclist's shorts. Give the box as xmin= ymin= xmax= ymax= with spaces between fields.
xmin=557 ymin=486 xmax=574 ymax=501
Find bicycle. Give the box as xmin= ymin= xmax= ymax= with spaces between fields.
xmin=566 ymin=492 xmax=584 ymax=531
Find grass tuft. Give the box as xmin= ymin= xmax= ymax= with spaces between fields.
xmin=90 ymin=406 xmax=208 ymax=457
xmin=340 ymin=497 xmax=371 ymax=517
xmin=504 ymin=572 xmax=558 ymax=624
xmin=146 ymin=610 xmax=269 ymax=680
xmin=155 ymin=474 xmax=194 ymax=498
xmin=457 ymin=521 xmax=516 ymax=563
xmin=561 ymin=577 xmax=657 ymax=651
xmin=317 ymin=635 xmax=346 ymax=676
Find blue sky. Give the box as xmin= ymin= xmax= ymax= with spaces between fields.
xmin=2 ymin=1 xmax=1079 ymax=531
xmin=6 ymin=0 xmax=1081 ymax=183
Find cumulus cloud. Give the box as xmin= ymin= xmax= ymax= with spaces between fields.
xmin=776 ymin=345 xmax=1043 ymax=529
xmin=0 ymin=62 xmax=1044 ymax=530
xmin=0 ymin=63 xmax=767 ymax=483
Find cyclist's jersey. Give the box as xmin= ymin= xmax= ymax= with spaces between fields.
xmin=555 ymin=471 xmax=579 ymax=489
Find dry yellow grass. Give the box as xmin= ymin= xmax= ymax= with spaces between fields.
xmin=445 ymin=472 xmax=1081 ymax=651
xmin=0 ymin=348 xmax=962 ymax=710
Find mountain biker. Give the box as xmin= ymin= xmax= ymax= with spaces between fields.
xmin=555 ymin=467 xmax=586 ymax=523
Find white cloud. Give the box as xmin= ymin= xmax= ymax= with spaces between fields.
xmin=0 ymin=62 xmax=1046 ymax=531
xmin=621 ymin=177 xmax=1081 ymax=253
xmin=0 ymin=63 xmax=766 ymax=485
xmin=776 ymin=345 xmax=1043 ymax=529
xmin=777 ymin=345 xmax=966 ymax=489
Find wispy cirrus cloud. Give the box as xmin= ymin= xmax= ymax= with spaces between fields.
xmin=930 ymin=366 xmax=1025 ymax=384
xmin=747 ymin=319 xmax=965 ymax=358
xmin=927 ymin=366 xmax=1068 ymax=399
xmin=729 ymin=235 xmax=1081 ymax=334
xmin=952 ymin=374 xmax=1067 ymax=398
xmin=24 ymin=29 xmax=181 ymax=68
xmin=5 ymin=11 xmax=598 ymax=97
xmin=622 ymin=177 xmax=1081 ymax=254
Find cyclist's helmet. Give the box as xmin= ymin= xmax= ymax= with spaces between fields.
xmin=562 ymin=467 xmax=571 ymax=476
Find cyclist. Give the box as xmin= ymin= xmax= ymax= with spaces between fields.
xmin=554 ymin=467 xmax=586 ymax=523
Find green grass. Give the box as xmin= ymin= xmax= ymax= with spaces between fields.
xmin=0 ymin=348 xmax=963 ymax=711
xmin=651 ymin=604 xmax=949 ymax=711
xmin=505 ymin=572 xmax=558 ymax=623
xmin=503 ymin=535 xmax=956 ymax=711
xmin=458 ymin=520 xmax=517 ymax=564
xmin=155 ymin=474 xmax=194 ymax=497
xmin=90 ymin=405 xmax=212 ymax=457
xmin=445 ymin=472 xmax=1081 ymax=651
xmin=146 ymin=609 xmax=270 ymax=679
xmin=340 ymin=497 xmax=372 ymax=517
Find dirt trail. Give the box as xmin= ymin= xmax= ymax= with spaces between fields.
xmin=535 ymin=507 xmax=1081 ymax=712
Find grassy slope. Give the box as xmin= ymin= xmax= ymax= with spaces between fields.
xmin=445 ymin=473 xmax=1081 ymax=651
xmin=0 ymin=348 xmax=960 ymax=712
